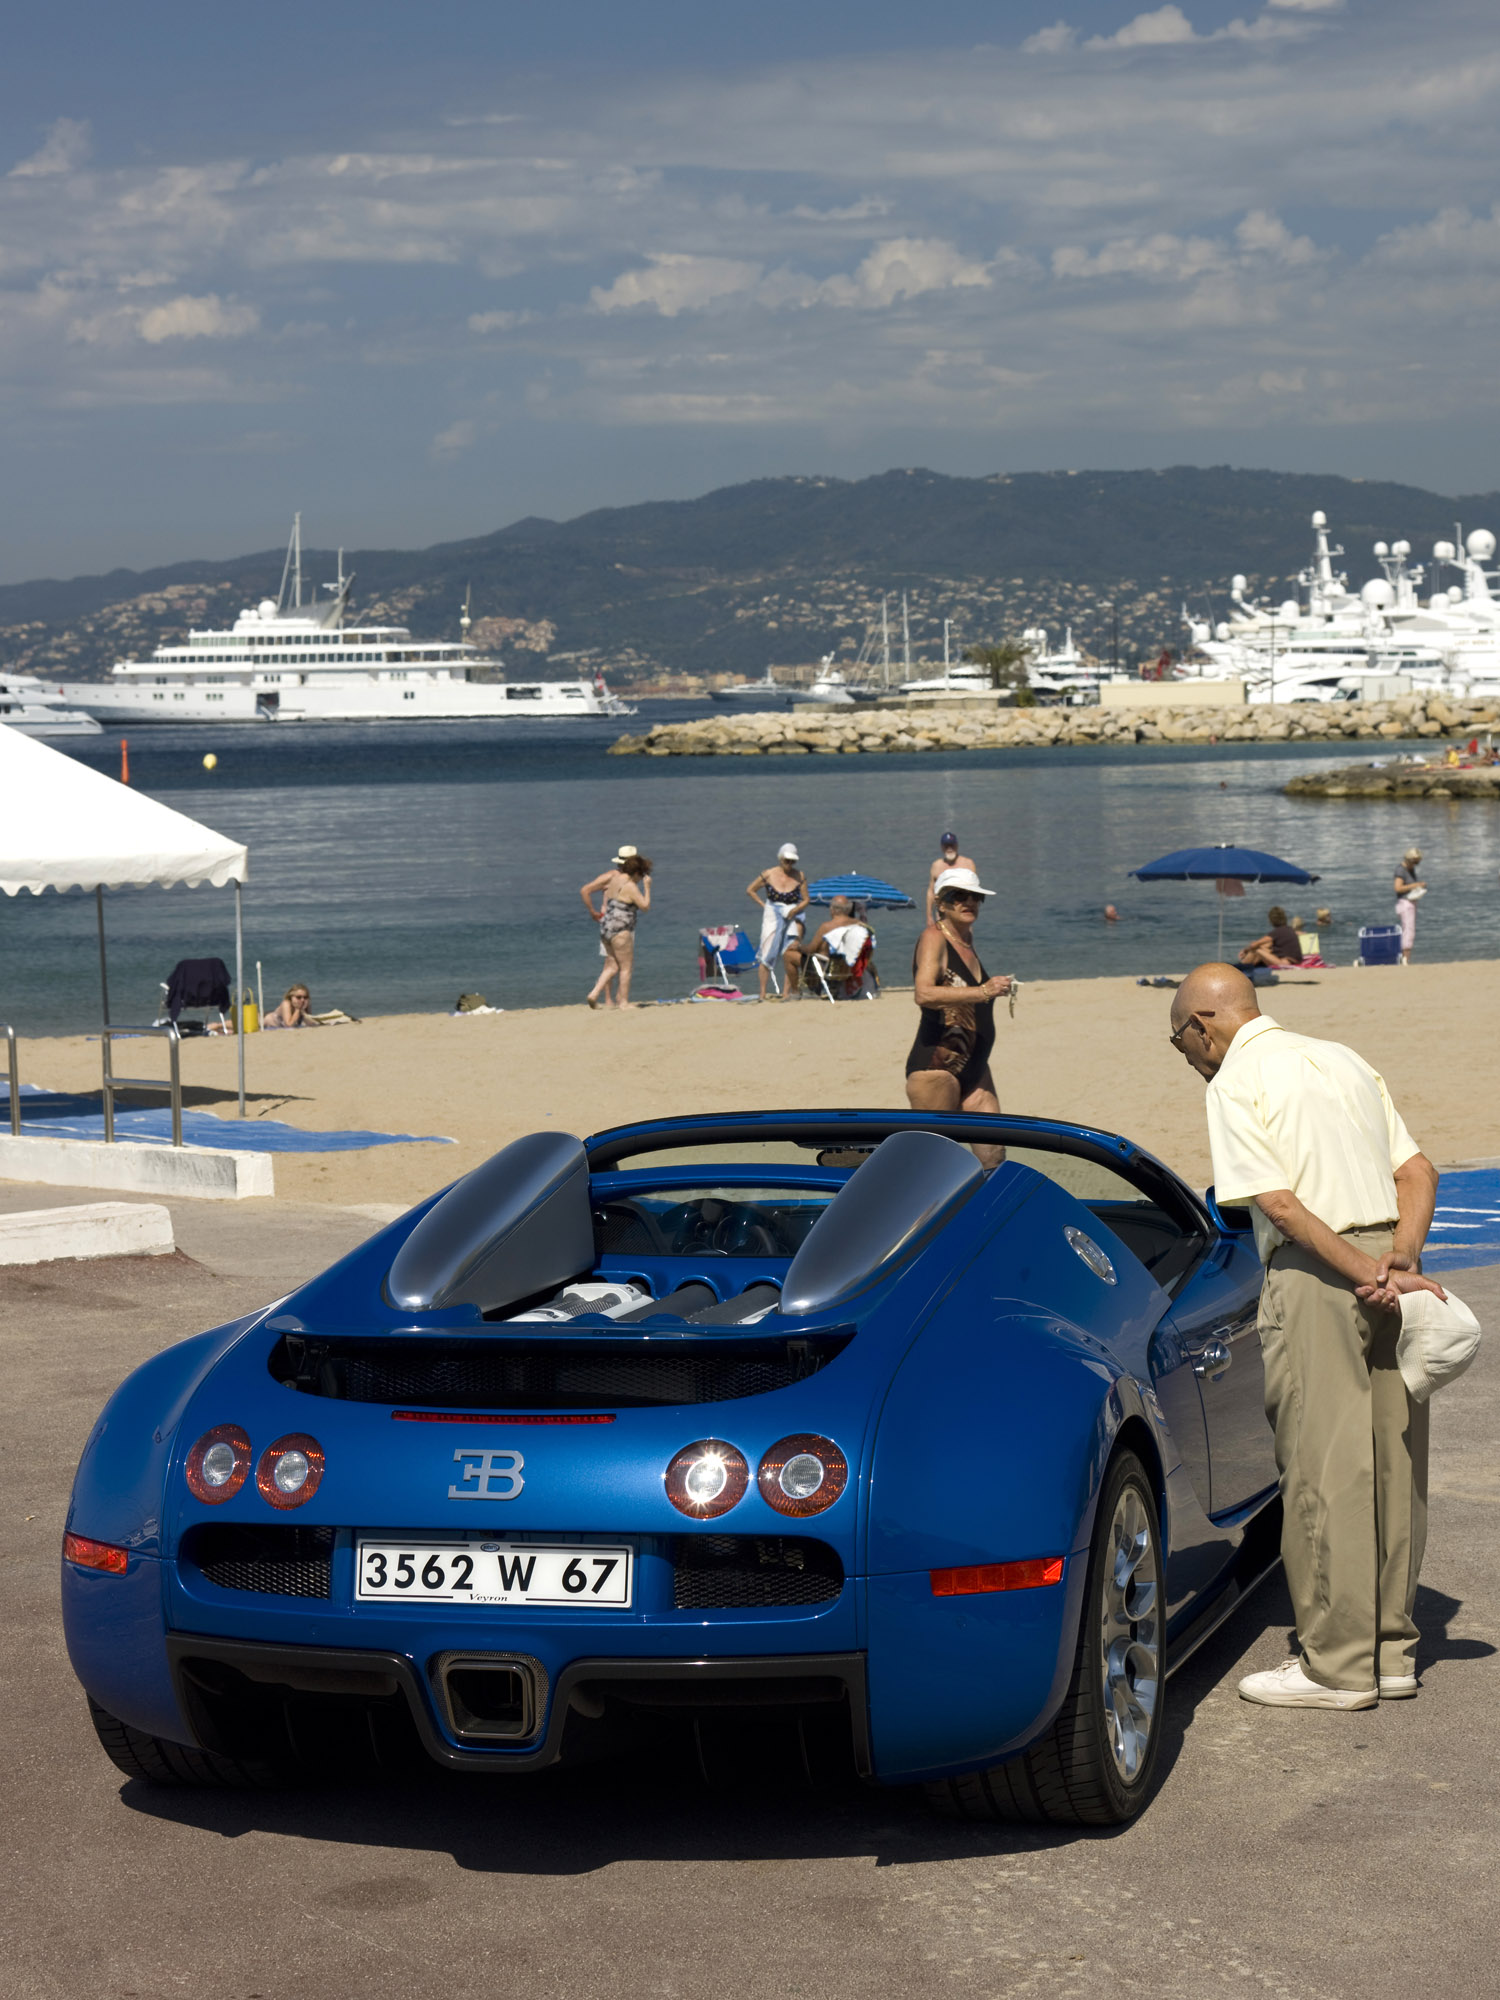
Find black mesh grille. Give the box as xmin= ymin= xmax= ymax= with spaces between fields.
xmin=672 ymin=1536 xmax=844 ymax=1609
xmin=270 ymin=1332 xmax=849 ymax=1408
xmin=184 ymin=1524 xmax=335 ymax=1598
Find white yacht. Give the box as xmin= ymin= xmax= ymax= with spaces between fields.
xmin=711 ymin=667 xmax=794 ymax=707
xmin=791 ymin=655 xmax=881 ymax=705
xmin=1180 ymin=510 xmax=1500 ymax=702
xmin=58 ymin=518 xmax=632 ymax=725
xmin=0 ymin=672 xmax=103 ymax=735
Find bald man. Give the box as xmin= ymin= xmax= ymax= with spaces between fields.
xmin=1168 ymin=964 xmax=1443 ymax=1711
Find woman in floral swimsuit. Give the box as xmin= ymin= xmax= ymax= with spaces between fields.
xmin=580 ymin=846 xmax=653 ymax=1009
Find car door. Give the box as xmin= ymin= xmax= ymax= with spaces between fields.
xmin=1164 ymin=1205 xmax=1277 ymax=1518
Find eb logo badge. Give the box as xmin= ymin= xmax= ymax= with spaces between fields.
xmin=447 ymin=1448 xmax=525 ymax=1500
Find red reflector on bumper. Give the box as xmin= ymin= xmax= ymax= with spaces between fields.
xmin=930 ymin=1556 xmax=1064 ymax=1597
xmin=63 ymin=1532 xmax=129 ymax=1574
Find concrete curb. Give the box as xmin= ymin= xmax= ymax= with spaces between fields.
xmin=0 ymin=1201 xmax=174 ymax=1266
xmin=0 ymin=1134 xmax=274 ymax=1201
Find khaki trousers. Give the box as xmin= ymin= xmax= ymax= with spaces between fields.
xmin=1259 ymin=1227 xmax=1429 ymax=1692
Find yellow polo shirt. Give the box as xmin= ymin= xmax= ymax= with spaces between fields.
xmin=1205 ymin=1014 xmax=1420 ymax=1262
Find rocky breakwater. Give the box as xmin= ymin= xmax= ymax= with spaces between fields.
xmin=609 ymin=691 xmax=1500 ymax=759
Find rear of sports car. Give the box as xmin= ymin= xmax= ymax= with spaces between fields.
xmin=63 ymin=1120 xmax=1140 ymax=1794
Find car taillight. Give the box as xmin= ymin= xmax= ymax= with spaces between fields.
xmin=930 ymin=1557 xmax=1065 ymax=1596
xmin=256 ymin=1433 xmax=325 ymax=1509
xmin=757 ymin=1434 xmax=848 ymax=1518
xmin=63 ymin=1532 xmax=128 ymax=1574
xmin=184 ymin=1423 xmax=252 ymax=1503
xmin=665 ymin=1439 xmax=748 ymax=1519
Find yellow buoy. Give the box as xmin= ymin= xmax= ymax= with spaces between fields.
xmin=203 ymin=752 xmax=218 ymax=771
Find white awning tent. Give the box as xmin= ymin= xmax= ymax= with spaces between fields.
xmin=0 ymin=722 xmax=251 ymax=1117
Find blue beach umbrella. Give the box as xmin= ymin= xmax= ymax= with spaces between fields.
xmin=1129 ymin=843 xmax=1319 ymax=957
xmin=805 ymin=871 xmax=914 ymax=909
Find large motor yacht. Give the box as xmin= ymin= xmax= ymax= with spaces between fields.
xmin=1183 ymin=511 xmax=1500 ymax=702
xmin=0 ymin=672 xmax=103 ymax=735
xmin=58 ymin=519 xmax=632 ymax=725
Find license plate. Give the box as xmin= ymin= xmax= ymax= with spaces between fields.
xmin=355 ymin=1539 xmax=633 ymax=1607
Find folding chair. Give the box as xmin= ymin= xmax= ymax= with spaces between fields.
xmin=155 ymin=957 xmax=231 ymax=1036
xmin=698 ymin=925 xmax=764 ymax=992
xmin=808 ymin=922 xmax=878 ymax=1003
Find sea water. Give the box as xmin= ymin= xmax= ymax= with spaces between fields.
xmin=3 ymin=710 xmax=1495 ymax=1036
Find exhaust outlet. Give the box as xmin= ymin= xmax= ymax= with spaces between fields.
xmin=432 ymin=1651 xmax=547 ymax=1743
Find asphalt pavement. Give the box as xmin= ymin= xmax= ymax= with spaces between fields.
xmin=3 ymin=1195 xmax=1497 ymax=2000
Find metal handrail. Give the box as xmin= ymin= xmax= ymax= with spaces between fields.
xmin=3 ymin=1026 xmax=17 ymax=1138
xmin=102 ymin=1023 xmax=182 ymax=1147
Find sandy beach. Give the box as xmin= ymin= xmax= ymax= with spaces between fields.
xmin=7 ymin=960 xmax=1494 ymax=1209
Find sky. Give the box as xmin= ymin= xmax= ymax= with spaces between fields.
xmin=2 ymin=0 xmax=1498 ymax=581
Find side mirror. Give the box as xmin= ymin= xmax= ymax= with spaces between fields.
xmin=1204 ymin=1185 xmax=1255 ymax=1238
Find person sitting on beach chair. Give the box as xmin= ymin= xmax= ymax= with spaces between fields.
xmin=804 ymin=898 xmax=879 ymax=1002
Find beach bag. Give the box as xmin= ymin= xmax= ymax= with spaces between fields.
xmin=1396 ymin=1287 xmax=1481 ymax=1403
xmin=455 ymin=992 xmax=488 ymax=1012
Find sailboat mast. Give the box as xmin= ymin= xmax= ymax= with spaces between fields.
xmin=293 ymin=512 xmax=302 ymax=610
xmin=902 ymin=594 xmax=911 ymax=674
xmin=882 ymin=597 xmax=890 ymax=684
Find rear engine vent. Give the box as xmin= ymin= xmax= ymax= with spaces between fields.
xmin=269 ymin=1332 xmax=850 ymax=1409
xmin=672 ymin=1535 xmax=844 ymax=1609
xmin=183 ymin=1523 xmax=334 ymax=1599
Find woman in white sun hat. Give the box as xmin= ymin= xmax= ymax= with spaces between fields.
xmin=905 ymin=865 xmax=1013 ymax=1165
xmin=746 ymin=842 xmax=809 ymax=1001
xmin=580 ymin=844 xmax=653 ymax=1009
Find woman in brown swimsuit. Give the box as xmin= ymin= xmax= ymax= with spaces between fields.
xmin=905 ymin=867 xmax=1012 ymax=1166
xmin=580 ymin=847 xmax=653 ymax=1009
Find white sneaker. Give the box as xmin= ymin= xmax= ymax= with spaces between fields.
xmin=1379 ymin=1673 xmax=1419 ymax=1699
xmin=1238 ymin=1659 xmax=1377 ymax=1710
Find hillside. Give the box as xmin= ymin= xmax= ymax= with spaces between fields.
xmin=4 ymin=466 xmax=1494 ymax=686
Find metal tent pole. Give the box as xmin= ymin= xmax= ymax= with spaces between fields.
xmin=235 ymin=878 xmax=245 ymax=1118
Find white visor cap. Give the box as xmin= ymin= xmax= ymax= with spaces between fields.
xmin=933 ymin=866 xmax=994 ymax=901
xmin=778 ymin=843 xmax=800 ymax=862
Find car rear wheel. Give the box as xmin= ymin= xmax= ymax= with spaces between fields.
xmin=928 ymin=1448 xmax=1164 ymax=1826
xmin=86 ymin=1697 xmax=280 ymax=1789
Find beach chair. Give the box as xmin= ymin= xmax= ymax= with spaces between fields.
xmin=808 ymin=922 xmax=878 ymax=1003
xmin=698 ymin=925 xmax=765 ymax=991
xmin=155 ymin=957 xmax=231 ymax=1036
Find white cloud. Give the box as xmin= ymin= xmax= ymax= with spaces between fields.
xmin=1087 ymin=6 xmax=1199 ymax=49
xmin=430 ymin=418 xmax=478 ymax=458
xmin=592 ymin=239 xmax=993 ymax=318
xmin=9 ymin=118 xmax=90 ymax=178
xmin=1267 ymin=0 xmax=1342 ymax=11
xmin=137 ymin=294 xmax=259 ymax=343
xmin=467 ymin=309 xmax=529 ymax=333
xmin=1022 ymin=22 xmax=1078 ymax=53
xmin=591 ymin=253 xmax=765 ymax=316
xmin=65 ymin=293 xmax=259 ymax=346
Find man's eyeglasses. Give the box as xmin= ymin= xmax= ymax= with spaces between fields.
xmin=1169 ymin=1017 xmax=1202 ymax=1051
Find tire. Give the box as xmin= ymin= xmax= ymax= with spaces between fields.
xmin=927 ymin=1448 xmax=1165 ymax=1827
xmin=86 ymin=1696 xmax=280 ymax=1789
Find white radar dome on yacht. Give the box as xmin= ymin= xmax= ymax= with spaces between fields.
xmin=1467 ymin=529 xmax=1497 ymax=560
xmin=1394 ymin=540 xmax=1411 ymax=557
xmin=1373 ymin=542 xmax=1389 ymax=557
xmin=1280 ymin=600 xmax=1299 ymax=620
xmin=1449 ymin=587 xmax=1466 ymax=604
xmin=1311 ymin=511 xmax=1327 ymax=528
xmin=1434 ymin=541 xmax=1456 ymax=561
xmin=258 ymin=599 xmax=277 ymax=619
xmin=1215 ymin=622 xmax=1230 ymax=641
xmin=1362 ymin=579 xmax=1395 ymax=608
xmin=1231 ymin=574 xmax=1248 ymax=595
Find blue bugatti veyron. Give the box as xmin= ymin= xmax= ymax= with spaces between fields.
xmin=63 ymin=1110 xmax=1281 ymax=1824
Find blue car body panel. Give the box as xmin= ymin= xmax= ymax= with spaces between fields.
xmin=62 ymin=1109 xmax=1277 ymax=1785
